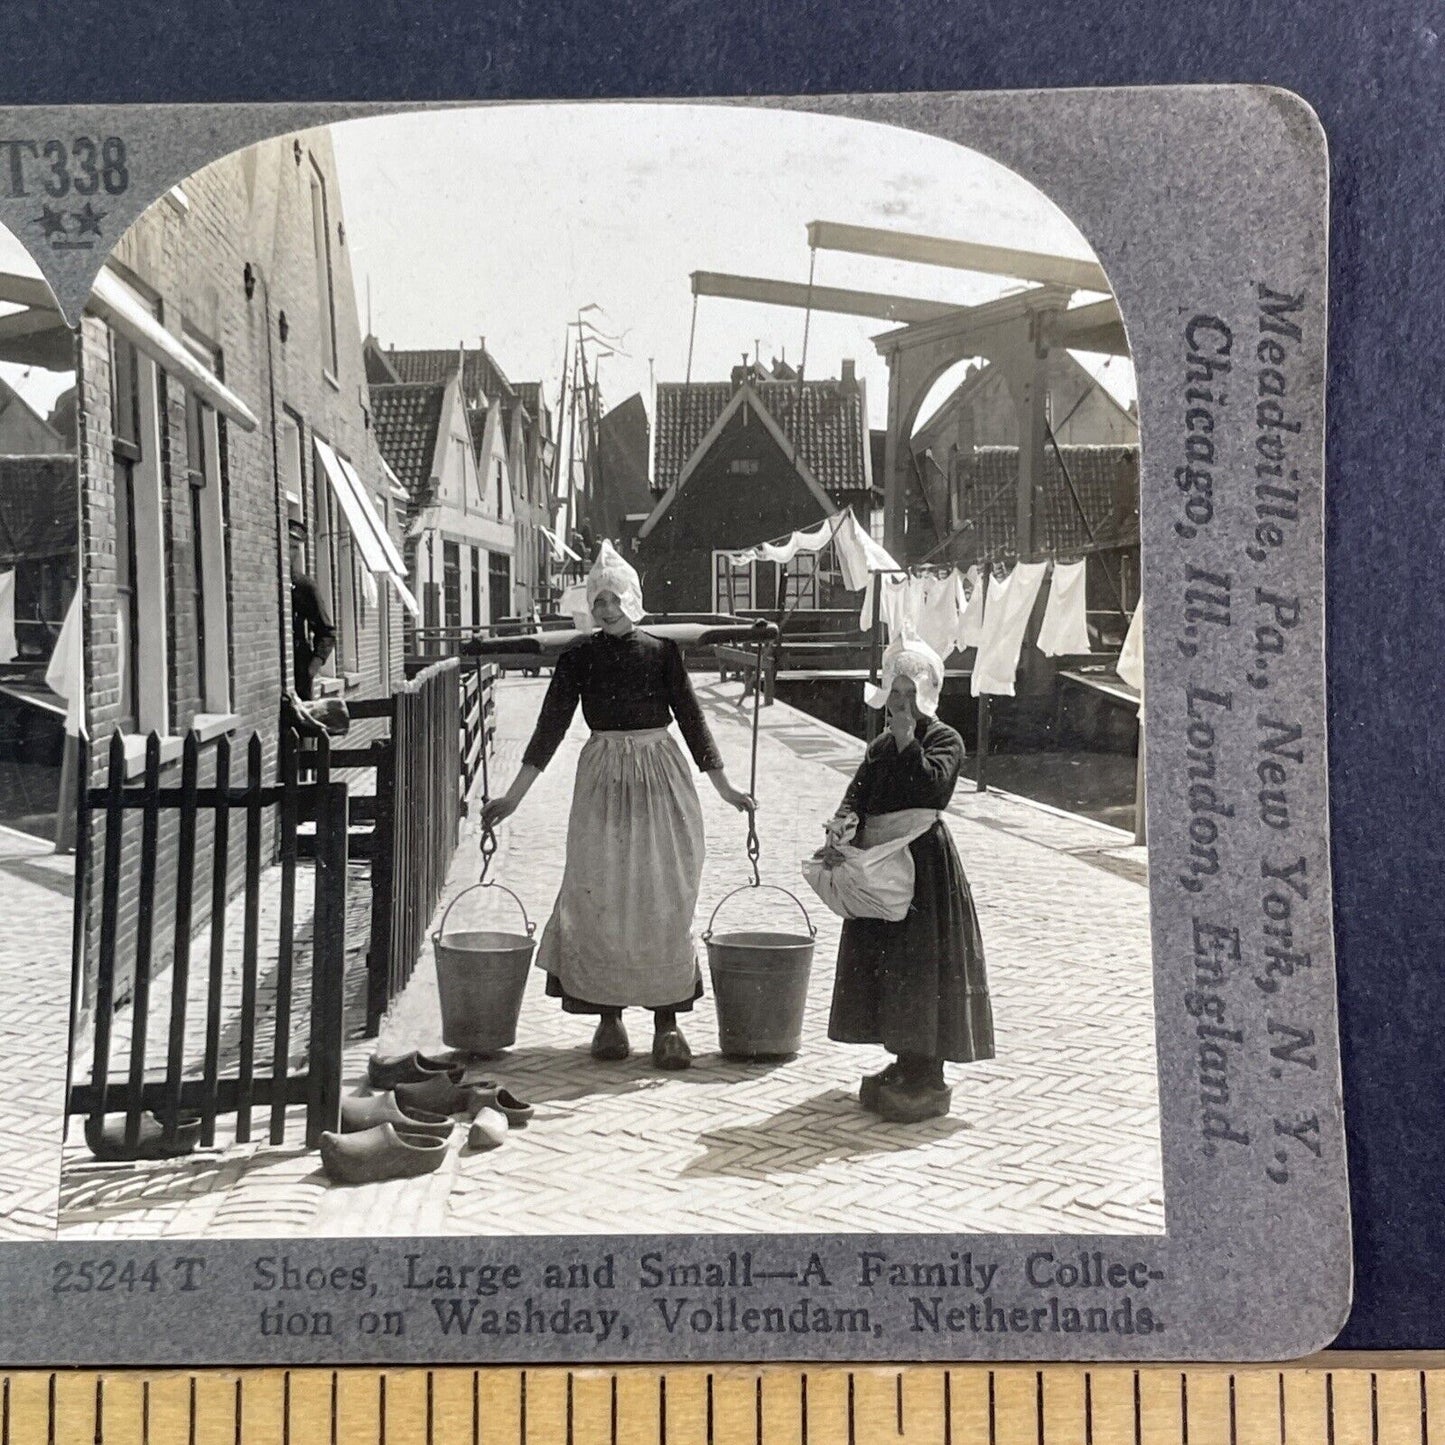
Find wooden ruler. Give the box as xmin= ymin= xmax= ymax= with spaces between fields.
xmin=0 ymin=1357 xmax=1438 ymax=1443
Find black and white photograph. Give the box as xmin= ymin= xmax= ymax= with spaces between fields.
xmin=0 ymin=103 xmax=1158 ymax=1243
xmin=0 ymin=87 xmax=1349 ymax=1365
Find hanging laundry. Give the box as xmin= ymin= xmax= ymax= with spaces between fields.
xmin=834 ymin=510 xmax=897 ymax=591
xmin=862 ymin=572 xmax=916 ymax=638
xmin=970 ymin=562 xmax=1048 ymax=697
xmin=45 ymin=587 xmax=85 ymax=737
xmin=0 ymin=570 xmax=15 ymax=664
xmin=1036 ymin=560 xmax=1092 ymax=657
xmin=957 ymin=565 xmax=985 ymax=650
xmin=915 ymin=569 xmax=967 ymax=663
xmin=1117 ymin=604 xmax=1144 ymax=697
xmin=360 ymin=567 xmax=380 ymax=610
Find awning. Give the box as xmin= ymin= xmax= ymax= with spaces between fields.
xmin=90 ymin=268 xmax=259 ymax=432
xmin=337 ymin=454 xmax=408 ymax=577
xmin=539 ymin=525 xmax=581 ymax=562
xmin=313 ymin=439 xmax=421 ymax=619
xmin=0 ymin=266 xmax=259 ymax=431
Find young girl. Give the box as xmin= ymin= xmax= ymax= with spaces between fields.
xmin=823 ymin=637 xmax=994 ymax=1121
xmin=482 ymin=543 xmax=754 ymax=1069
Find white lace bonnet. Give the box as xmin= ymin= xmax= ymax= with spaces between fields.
xmin=584 ymin=540 xmax=646 ymax=623
xmin=863 ymin=633 xmax=945 ymax=717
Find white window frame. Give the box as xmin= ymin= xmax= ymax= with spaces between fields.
xmin=781 ymin=550 xmax=820 ymax=609
xmin=713 ymin=551 xmax=755 ymax=613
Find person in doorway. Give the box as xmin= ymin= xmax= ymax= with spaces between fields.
xmin=482 ymin=541 xmax=755 ymax=1069
xmin=289 ymin=522 xmax=336 ymax=702
xmin=822 ymin=636 xmax=994 ymax=1122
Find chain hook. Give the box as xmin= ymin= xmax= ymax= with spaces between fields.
xmin=745 ymin=812 xmax=761 ymax=889
xmin=479 ymin=818 xmax=498 ymax=885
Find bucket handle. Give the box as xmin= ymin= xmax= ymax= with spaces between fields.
xmin=434 ymin=881 xmax=536 ymax=942
xmin=703 ymin=883 xmax=817 ymax=942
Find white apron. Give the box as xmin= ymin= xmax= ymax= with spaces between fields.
xmin=536 ymin=727 xmax=705 ymax=1007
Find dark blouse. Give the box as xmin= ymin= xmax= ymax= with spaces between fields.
xmin=521 ymin=629 xmax=725 ymax=773
xmin=840 ymin=716 xmax=964 ymax=820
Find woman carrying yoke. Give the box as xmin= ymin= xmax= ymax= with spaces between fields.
xmin=483 ymin=542 xmax=755 ymax=1069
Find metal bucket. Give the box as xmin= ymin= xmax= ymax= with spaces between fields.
xmin=432 ymin=883 xmax=537 ymax=1057
xmin=704 ymin=884 xmax=817 ymax=1061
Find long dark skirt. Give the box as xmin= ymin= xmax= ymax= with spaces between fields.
xmin=827 ymin=821 xmax=995 ymax=1062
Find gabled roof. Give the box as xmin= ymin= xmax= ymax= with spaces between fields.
xmin=362 ymin=337 xmax=402 ymax=385
xmin=384 ymin=345 xmax=517 ymax=409
xmin=514 ymin=381 xmax=547 ymax=431
xmin=640 ymin=383 xmax=839 ymax=540
xmin=916 ymin=352 xmax=1138 ymax=442
xmin=370 ymin=382 xmax=446 ymax=504
xmin=653 ymin=374 xmax=870 ymax=495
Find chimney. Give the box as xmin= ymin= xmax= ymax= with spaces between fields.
xmin=731 ymin=363 xmax=749 ymax=390
xmin=840 ymin=358 xmax=857 ymax=393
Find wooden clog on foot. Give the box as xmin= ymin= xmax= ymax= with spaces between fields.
xmin=874 ymin=1079 xmax=953 ymax=1124
xmin=651 ymin=1026 xmax=692 ymax=1072
xmin=591 ymin=1015 xmax=630 ymax=1062
xmin=859 ymin=1061 xmax=904 ymax=1113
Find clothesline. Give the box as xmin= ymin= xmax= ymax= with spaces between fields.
xmin=864 ymin=556 xmax=1137 ymax=701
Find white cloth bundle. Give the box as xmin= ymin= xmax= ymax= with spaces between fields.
xmin=801 ymin=808 xmax=940 ymax=922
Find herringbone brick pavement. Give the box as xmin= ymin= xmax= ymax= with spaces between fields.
xmin=53 ymin=677 xmax=1162 ymax=1239
xmin=0 ymin=825 xmax=73 ymax=1240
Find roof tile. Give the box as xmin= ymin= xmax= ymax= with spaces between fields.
xmin=654 ymin=375 xmax=869 ymax=495
xmin=369 ymin=382 xmax=446 ymax=505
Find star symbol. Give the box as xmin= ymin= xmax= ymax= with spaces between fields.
xmin=72 ymin=201 xmax=106 ymax=237
xmin=33 ymin=204 xmax=66 ymax=240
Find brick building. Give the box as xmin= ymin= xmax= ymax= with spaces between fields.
xmin=0 ymin=128 xmax=415 ymax=1015
xmin=637 ymin=360 xmax=874 ymax=613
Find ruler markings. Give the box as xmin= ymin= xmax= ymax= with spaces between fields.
xmin=1 ymin=1367 xmax=1442 ymax=1443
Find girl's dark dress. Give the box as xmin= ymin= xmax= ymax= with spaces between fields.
xmin=827 ymin=716 xmax=995 ymax=1062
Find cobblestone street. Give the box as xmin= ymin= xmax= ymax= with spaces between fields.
xmin=0 ymin=825 xmax=72 ymax=1240
xmin=56 ymin=674 xmax=1161 ymax=1240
